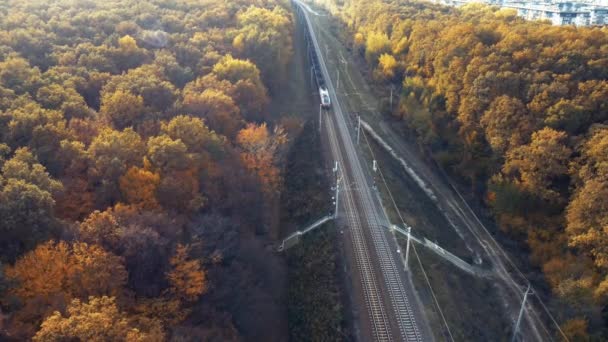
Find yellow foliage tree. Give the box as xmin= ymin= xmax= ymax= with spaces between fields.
xmin=501 ymin=128 xmax=571 ymax=203
xmin=115 ymin=35 xmax=147 ymax=71
xmin=118 ymin=35 xmax=138 ymax=52
xmin=34 ymin=296 xmax=164 ymax=342
xmin=354 ymin=32 xmax=365 ymax=47
xmin=567 ymin=127 xmax=608 ymax=276
xmin=365 ymin=31 xmax=390 ymax=64
xmin=377 ymin=53 xmax=398 ymax=80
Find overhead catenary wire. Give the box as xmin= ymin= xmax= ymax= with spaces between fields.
xmin=360 ymin=127 xmax=455 ymax=342
xmin=360 ymin=119 xmax=569 ymax=341
xmin=447 ymin=183 xmax=568 ymax=341
xmin=297 ymin=2 xmax=568 ymax=341
xmin=296 ymin=2 xmax=399 ymax=339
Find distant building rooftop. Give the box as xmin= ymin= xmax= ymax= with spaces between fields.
xmin=431 ymin=0 xmax=608 ymax=25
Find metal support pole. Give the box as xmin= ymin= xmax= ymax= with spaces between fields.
xmin=373 ymin=160 xmax=377 ymax=173
xmin=512 ymin=284 xmax=531 ymax=342
xmin=334 ymin=163 xmax=340 ymax=218
xmin=319 ymin=103 xmax=322 ymax=132
xmin=310 ymin=66 xmax=314 ymax=85
xmin=334 ymin=178 xmax=340 ymax=218
xmin=337 ymin=69 xmax=340 ymax=91
xmin=405 ymin=226 xmax=412 ymax=270
xmin=357 ymin=115 xmax=361 ymax=145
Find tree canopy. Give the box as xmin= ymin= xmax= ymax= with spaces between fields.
xmin=34 ymin=296 xmax=164 ymax=342
xmin=0 ymin=0 xmax=293 ymax=339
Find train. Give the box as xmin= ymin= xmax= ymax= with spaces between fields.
xmin=296 ymin=1 xmax=332 ymax=110
xmin=319 ymin=87 xmax=331 ymax=109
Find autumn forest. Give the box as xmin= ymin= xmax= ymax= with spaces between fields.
xmin=3 ymin=0 xmax=608 ymax=339
xmin=0 ymin=0 xmax=294 ymax=340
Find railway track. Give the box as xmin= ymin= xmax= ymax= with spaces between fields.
xmin=332 ymin=86 xmax=423 ymax=342
xmin=294 ymin=1 xmax=428 ymax=340
xmin=326 ymin=113 xmax=393 ymax=341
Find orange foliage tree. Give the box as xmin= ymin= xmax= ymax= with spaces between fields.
xmin=119 ymin=165 xmax=161 ymax=209
xmin=236 ymin=123 xmax=287 ymax=195
xmin=6 ymin=241 xmax=127 ymax=302
xmin=166 ymin=244 xmax=207 ymax=302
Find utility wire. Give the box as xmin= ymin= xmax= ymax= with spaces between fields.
xmin=453 ymin=188 xmax=569 ymax=340
xmin=361 ymin=128 xmax=455 ymax=342
xmin=360 ymin=120 xmax=569 ymax=341
xmin=302 ymin=0 xmax=567 ymax=335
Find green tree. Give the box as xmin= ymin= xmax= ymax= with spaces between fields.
xmin=0 ymin=56 xmax=41 ymax=95
xmin=100 ymin=90 xmax=146 ymax=129
xmin=147 ymin=135 xmax=190 ymax=172
xmin=4 ymin=100 xmax=65 ymax=149
xmin=161 ymin=115 xmax=224 ymax=156
xmin=0 ymin=148 xmax=62 ymax=260
xmin=0 ymin=180 xmax=57 ymax=260
xmin=88 ymin=128 xmax=144 ymax=205
xmin=2 ymin=148 xmax=62 ymax=194
xmin=233 ymin=6 xmax=293 ymax=87
xmin=212 ymin=55 xmax=268 ymax=120
xmin=35 ymin=84 xmax=89 ymax=120
xmin=88 ymin=128 xmax=144 ymax=184
xmin=182 ymin=88 xmax=243 ymax=138
xmin=0 ymin=143 xmax=10 ymax=169
xmin=101 ymin=65 xmax=177 ymax=114
xmin=544 ymin=99 xmax=589 ymax=135
xmin=152 ymin=50 xmax=194 ymax=88
xmin=114 ymin=35 xmax=149 ymax=72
